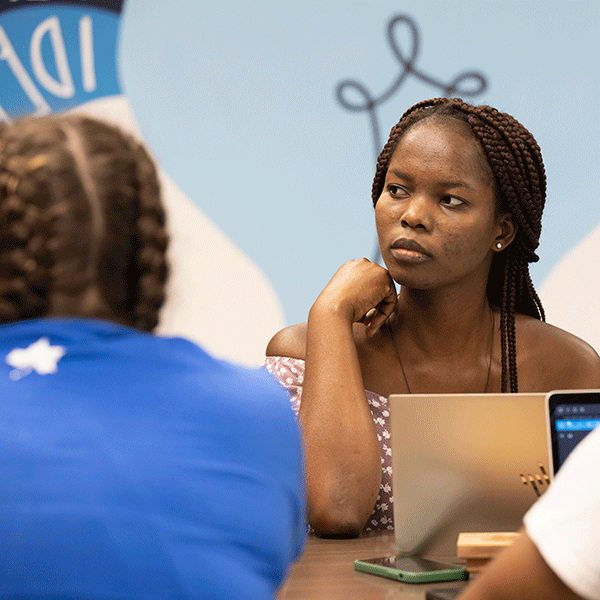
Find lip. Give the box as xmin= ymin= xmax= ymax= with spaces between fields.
xmin=389 ymin=237 xmax=431 ymax=261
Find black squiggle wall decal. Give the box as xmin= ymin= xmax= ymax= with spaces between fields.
xmin=335 ymin=14 xmax=489 ymax=262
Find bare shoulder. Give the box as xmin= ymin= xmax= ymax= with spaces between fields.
xmin=265 ymin=322 xmax=308 ymax=360
xmin=516 ymin=315 xmax=600 ymax=390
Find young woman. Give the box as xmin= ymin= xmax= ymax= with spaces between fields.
xmin=0 ymin=115 xmax=305 ymax=599
xmin=264 ymin=97 xmax=600 ymax=537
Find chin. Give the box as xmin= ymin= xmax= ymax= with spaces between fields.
xmin=387 ymin=269 xmax=437 ymax=290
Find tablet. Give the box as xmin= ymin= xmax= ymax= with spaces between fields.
xmin=546 ymin=389 xmax=600 ymax=476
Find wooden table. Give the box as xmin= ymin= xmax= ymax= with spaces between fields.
xmin=278 ymin=531 xmax=471 ymax=599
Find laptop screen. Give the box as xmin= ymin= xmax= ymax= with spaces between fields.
xmin=547 ymin=390 xmax=600 ymax=474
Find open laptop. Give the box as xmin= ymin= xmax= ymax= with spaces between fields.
xmin=545 ymin=389 xmax=600 ymax=477
xmin=388 ymin=392 xmax=549 ymax=557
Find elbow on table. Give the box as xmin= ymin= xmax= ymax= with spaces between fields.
xmin=308 ymin=506 xmax=367 ymax=538
xmin=307 ymin=473 xmax=380 ymax=537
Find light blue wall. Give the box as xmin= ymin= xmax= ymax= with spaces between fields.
xmin=120 ymin=0 xmax=599 ymax=327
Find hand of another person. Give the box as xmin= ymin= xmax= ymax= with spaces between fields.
xmin=313 ymin=258 xmax=397 ymax=337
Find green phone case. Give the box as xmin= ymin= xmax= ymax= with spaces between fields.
xmin=354 ymin=558 xmax=468 ymax=583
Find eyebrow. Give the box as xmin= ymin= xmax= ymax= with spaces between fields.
xmin=388 ymin=169 xmax=476 ymax=191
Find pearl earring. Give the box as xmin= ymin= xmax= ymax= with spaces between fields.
xmin=496 ymin=242 xmax=503 ymax=250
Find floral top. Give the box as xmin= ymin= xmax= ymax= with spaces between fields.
xmin=263 ymin=356 xmax=394 ymax=531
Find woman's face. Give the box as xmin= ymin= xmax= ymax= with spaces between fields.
xmin=375 ymin=117 xmax=511 ymax=292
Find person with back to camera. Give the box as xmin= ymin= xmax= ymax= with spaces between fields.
xmin=0 ymin=114 xmax=305 ymax=599
xmin=264 ymin=97 xmax=600 ymax=537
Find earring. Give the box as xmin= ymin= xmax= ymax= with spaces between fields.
xmin=496 ymin=242 xmax=502 ymax=250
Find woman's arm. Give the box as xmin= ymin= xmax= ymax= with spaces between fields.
xmin=267 ymin=259 xmax=396 ymax=536
xmin=457 ymin=529 xmax=583 ymax=600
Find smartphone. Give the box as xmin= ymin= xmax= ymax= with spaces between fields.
xmin=354 ymin=555 xmax=468 ymax=583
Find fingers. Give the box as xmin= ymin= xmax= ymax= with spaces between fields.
xmin=358 ymin=308 xmax=378 ymax=325
xmin=365 ymin=305 xmax=393 ymax=337
xmin=363 ymin=283 xmax=398 ymax=337
xmin=320 ymin=259 xmax=397 ymax=328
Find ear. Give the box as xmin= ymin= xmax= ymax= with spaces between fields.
xmin=492 ymin=213 xmax=517 ymax=253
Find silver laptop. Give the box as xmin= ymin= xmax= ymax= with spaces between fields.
xmin=388 ymin=392 xmax=549 ymax=557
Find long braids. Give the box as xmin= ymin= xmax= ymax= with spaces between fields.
xmin=372 ymin=98 xmax=547 ymax=392
xmin=127 ymin=135 xmax=169 ymax=332
xmin=0 ymin=120 xmax=65 ymax=323
xmin=75 ymin=116 xmax=168 ymax=331
xmin=0 ymin=115 xmax=168 ymax=332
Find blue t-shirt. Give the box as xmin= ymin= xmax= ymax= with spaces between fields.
xmin=0 ymin=318 xmax=306 ymax=599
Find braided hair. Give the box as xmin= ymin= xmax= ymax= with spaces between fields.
xmin=372 ymin=98 xmax=546 ymax=392
xmin=0 ymin=115 xmax=168 ymax=332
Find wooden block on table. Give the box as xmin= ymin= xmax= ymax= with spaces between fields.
xmin=464 ymin=557 xmax=492 ymax=574
xmin=457 ymin=532 xmax=520 ymax=559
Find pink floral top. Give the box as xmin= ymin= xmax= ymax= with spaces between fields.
xmin=263 ymin=356 xmax=394 ymax=531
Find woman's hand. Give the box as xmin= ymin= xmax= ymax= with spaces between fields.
xmin=313 ymin=258 xmax=397 ymax=337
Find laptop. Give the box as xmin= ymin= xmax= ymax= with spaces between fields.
xmin=545 ymin=389 xmax=600 ymax=477
xmin=388 ymin=392 xmax=549 ymax=557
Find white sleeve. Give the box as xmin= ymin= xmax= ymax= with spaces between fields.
xmin=523 ymin=426 xmax=600 ymax=600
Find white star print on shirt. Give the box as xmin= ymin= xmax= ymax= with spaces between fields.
xmin=5 ymin=337 xmax=67 ymax=379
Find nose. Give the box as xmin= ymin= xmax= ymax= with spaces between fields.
xmin=400 ymin=195 xmax=431 ymax=231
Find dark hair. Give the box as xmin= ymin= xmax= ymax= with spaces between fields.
xmin=372 ymin=98 xmax=546 ymax=392
xmin=0 ymin=114 xmax=168 ymax=332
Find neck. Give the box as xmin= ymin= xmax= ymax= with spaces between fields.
xmin=47 ymin=285 xmax=130 ymax=328
xmin=395 ymin=285 xmax=494 ymax=358
xmin=389 ymin=286 xmax=496 ymax=394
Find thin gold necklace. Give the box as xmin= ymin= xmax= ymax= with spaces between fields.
xmin=389 ymin=309 xmax=495 ymax=394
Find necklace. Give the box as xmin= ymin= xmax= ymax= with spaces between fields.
xmin=390 ymin=309 xmax=495 ymax=394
